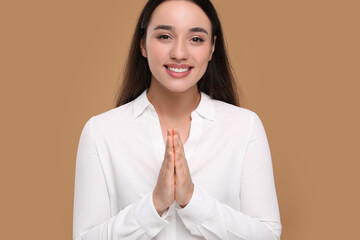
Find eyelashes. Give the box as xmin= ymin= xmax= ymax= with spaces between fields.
xmin=191 ymin=37 xmax=204 ymax=43
xmin=156 ymin=34 xmax=205 ymax=43
xmin=156 ymin=34 xmax=171 ymax=40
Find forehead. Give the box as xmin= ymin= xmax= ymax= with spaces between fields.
xmin=148 ymin=0 xmax=211 ymax=32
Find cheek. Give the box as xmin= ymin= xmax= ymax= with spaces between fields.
xmin=192 ymin=46 xmax=212 ymax=64
xmin=147 ymin=40 xmax=169 ymax=65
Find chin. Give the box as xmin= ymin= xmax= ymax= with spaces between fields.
xmin=162 ymin=82 xmax=198 ymax=94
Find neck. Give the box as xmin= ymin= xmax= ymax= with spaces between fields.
xmin=146 ymin=80 xmax=201 ymax=122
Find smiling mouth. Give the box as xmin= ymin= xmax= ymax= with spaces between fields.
xmin=165 ymin=65 xmax=192 ymax=73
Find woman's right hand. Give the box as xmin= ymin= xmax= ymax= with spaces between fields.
xmin=153 ymin=129 xmax=175 ymax=216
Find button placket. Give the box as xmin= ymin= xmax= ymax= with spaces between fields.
xmin=183 ymin=112 xmax=202 ymax=166
xmin=149 ymin=105 xmax=166 ymax=166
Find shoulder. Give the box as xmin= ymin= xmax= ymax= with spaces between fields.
xmin=211 ymin=99 xmax=268 ymax=140
xmin=212 ymin=98 xmax=259 ymax=125
xmin=208 ymin=97 xmax=268 ymax=138
xmin=82 ymin=100 xmax=136 ymax=135
xmin=98 ymin=101 xmax=132 ymax=121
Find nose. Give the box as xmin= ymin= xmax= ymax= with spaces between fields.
xmin=170 ymin=39 xmax=189 ymax=61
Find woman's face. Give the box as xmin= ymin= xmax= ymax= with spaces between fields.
xmin=141 ymin=0 xmax=215 ymax=94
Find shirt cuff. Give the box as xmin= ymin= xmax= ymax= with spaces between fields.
xmin=175 ymin=184 xmax=216 ymax=225
xmin=134 ymin=192 xmax=169 ymax=237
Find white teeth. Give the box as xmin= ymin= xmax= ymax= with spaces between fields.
xmin=167 ymin=67 xmax=190 ymax=73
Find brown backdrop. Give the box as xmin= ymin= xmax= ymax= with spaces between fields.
xmin=1 ymin=0 xmax=359 ymax=239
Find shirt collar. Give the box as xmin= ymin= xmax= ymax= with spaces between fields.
xmin=132 ymin=89 xmax=215 ymax=121
xmin=132 ymin=89 xmax=152 ymax=119
xmin=195 ymin=92 xmax=215 ymax=121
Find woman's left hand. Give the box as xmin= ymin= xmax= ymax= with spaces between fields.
xmin=173 ymin=128 xmax=194 ymax=208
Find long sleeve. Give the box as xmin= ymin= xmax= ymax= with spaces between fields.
xmin=175 ymin=113 xmax=282 ymax=239
xmin=72 ymin=117 xmax=169 ymax=240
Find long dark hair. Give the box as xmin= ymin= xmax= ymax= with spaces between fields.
xmin=115 ymin=0 xmax=242 ymax=107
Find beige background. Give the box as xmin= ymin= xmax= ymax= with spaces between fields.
xmin=1 ymin=0 xmax=359 ymax=239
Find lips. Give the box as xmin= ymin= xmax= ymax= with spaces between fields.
xmin=164 ymin=64 xmax=192 ymax=78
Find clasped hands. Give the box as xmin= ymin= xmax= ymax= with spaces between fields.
xmin=153 ymin=128 xmax=194 ymax=216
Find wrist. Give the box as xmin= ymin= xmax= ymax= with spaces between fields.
xmin=152 ymin=191 xmax=167 ymax=216
xmin=179 ymin=184 xmax=194 ymax=208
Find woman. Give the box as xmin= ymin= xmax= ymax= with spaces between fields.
xmin=73 ymin=0 xmax=282 ymax=239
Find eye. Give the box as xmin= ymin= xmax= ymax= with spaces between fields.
xmin=191 ymin=37 xmax=204 ymax=43
xmin=157 ymin=34 xmax=171 ymax=40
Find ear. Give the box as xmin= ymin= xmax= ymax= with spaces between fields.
xmin=209 ymin=35 xmax=216 ymax=61
xmin=140 ymin=39 xmax=147 ymax=58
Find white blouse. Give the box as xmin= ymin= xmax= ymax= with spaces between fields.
xmin=73 ymin=89 xmax=282 ymax=240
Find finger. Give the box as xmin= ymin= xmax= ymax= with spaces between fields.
xmin=164 ymin=130 xmax=171 ymax=158
xmin=167 ymin=128 xmax=173 ymax=150
xmin=174 ymin=128 xmax=185 ymax=155
xmin=174 ymin=128 xmax=180 ymax=142
xmin=176 ymin=128 xmax=186 ymax=156
xmin=173 ymin=133 xmax=180 ymax=159
xmin=175 ymin=132 xmax=192 ymax=179
xmin=173 ymin=131 xmax=185 ymax=163
xmin=173 ymin=129 xmax=180 ymax=152
xmin=165 ymin=129 xmax=174 ymax=171
xmin=174 ymin=135 xmax=185 ymax=175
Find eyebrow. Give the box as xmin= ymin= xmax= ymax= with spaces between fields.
xmin=189 ymin=27 xmax=208 ymax=35
xmin=153 ymin=25 xmax=173 ymax=31
xmin=153 ymin=25 xmax=209 ymax=35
